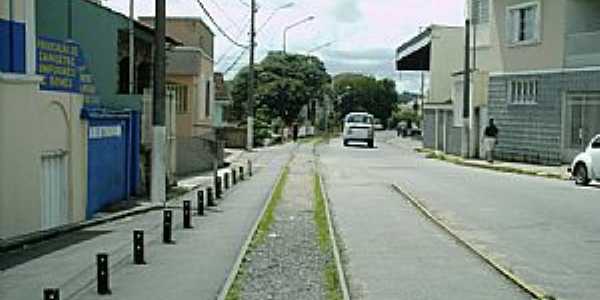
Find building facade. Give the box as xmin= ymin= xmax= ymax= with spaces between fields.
xmin=139 ymin=16 xmax=218 ymax=177
xmin=0 ymin=0 xmax=88 ymax=239
xmin=483 ymin=0 xmax=600 ymax=164
xmin=396 ymin=25 xmax=466 ymax=155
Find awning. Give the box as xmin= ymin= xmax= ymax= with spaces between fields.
xmin=395 ymin=28 xmax=432 ymax=71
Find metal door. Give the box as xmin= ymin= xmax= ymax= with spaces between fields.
xmin=564 ymin=93 xmax=600 ymax=162
xmin=41 ymin=151 xmax=69 ymax=229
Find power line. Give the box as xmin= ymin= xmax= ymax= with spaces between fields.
xmin=193 ymin=0 xmax=248 ymax=49
xmin=223 ymin=48 xmax=248 ymax=76
xmin=206 ymin=0 xmax=243 ymax=32
xmin=216 ymin=13 xmax=252 ymax=66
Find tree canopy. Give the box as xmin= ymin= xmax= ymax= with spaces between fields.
xmin=230 ymin=52 xmax=331 ymax=125
xmin=332 ymin=73 xmax=398 ymax=123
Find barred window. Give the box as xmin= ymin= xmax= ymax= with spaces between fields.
xmin=508 ymin=79 xmax=538 ymax=104
xmin=472 ymin=0 xmax=490 ymax=24
xmin=167 ymin=83 xmax=190 ymax=114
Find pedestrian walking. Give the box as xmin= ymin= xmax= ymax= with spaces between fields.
xmin=483 ymin=118 xmax=499 ymax=163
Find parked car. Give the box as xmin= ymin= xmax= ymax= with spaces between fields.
xmin=569 ymin=134 xmax=600 ymax=185
xmin=343 ymin=112 xmax=375 ymax=148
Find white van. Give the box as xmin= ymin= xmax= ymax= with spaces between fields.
xmin=343 ymin=112 xmax=375 ymax=148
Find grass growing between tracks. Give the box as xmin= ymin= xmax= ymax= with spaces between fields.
xmin=225 ymin=166 xmax=290 ymax=300
xmin=314 ymin=173 xmax=343 ymax=300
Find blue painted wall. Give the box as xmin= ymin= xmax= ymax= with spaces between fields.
xmin=0 ymin=18 xmax=26 ymax=73
xmin=85 ymin=110 xmax=140 ymax=218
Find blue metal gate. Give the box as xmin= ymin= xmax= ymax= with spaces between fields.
xmin=83 ymin=109 xmax=140 ymax=218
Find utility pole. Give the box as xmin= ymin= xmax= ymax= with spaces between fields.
xmin=151 ymin=0 xmax=166 ymax=204
xmin=247 ymin=0 xmax=256 ymax=150
xmin=462 ymin=19 xmax=471 ymax=158
xmin=129 ymin=0 xmax=135 ymax=94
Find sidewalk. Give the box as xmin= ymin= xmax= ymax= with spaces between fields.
xmin=421 ymin=149 xmax=570 ymax=180
xmin=385 ymin=135 xmax=570 ymax=180
xmin=0 ymin=143 xmax=294 ymax=300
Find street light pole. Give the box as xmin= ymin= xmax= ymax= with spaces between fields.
xmin=129 ymin=0 xmax=135 ymax=94
xmin=282 ymin=16 xmax=315 ymax=53
xmin=247 ymin=0 xmax=256 ymax=150
xmin=151 ymin=0 xmax=166 ymax=204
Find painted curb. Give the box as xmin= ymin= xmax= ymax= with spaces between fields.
xmin=390 ymin=183 xmax=549 ymax=300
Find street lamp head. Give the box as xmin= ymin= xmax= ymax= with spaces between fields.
xmin=307 ymin=16 xmax=316 ymax=21
xmin=279 ymin=2 xmax=295 ymax=9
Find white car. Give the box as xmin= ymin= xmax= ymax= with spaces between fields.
xmin=569 ymin=134 xmax=600 ymax=186
xmin=343 ymin=112 xmax=375 ymax=148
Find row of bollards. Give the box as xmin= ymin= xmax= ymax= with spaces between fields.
xmin=42 ymin=162 xmax=253 ymax=299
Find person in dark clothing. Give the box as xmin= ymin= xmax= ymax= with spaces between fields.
xmin=483 ymin=118 xmax=499 ymax=163
xmin=292 ymin=123 xmax=299 ymax=142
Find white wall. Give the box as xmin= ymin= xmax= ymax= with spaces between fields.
xmin=430 ymin=26 xmax=465 ymax=104
xmin=0 ymin=76 xmax=87 ymax=239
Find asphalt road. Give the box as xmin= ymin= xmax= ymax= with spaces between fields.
xmin=319 ymin=131 xmax=600 ymax=300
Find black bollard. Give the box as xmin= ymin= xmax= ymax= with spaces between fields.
xmin=43 ymin=288 xmax=60 ymax=300
xmin=215 ymin=176 xmax=222 ymax=199
xmin=232 ymin=169 xmax=237 ymax=185
xmin=163 ymin=210 xmax=173 ymax=244
xmin=248 ymin=160 xmax=253 ymax=177
xmin=183 ymin=200 xmax=192 ymax=229
xmin=197 ymin=190 xmax=204 ymax=216
xmin=133 ymin=230 xmax=145 ymax=265
xmin=96 ymin=253 xmax=111 ymax=295
xmin=224 ymin=173 xmax=230 ymax=190
xmin=207 ymin=187 xmax=215 ymax=207
xmin=239 ymin=166 xmax=245 ymax=180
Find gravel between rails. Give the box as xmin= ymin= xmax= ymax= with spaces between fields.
xmin=240 ymin=145 xmax=332 ymax=300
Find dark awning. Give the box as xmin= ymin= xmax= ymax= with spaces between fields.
xmin=395 ymin=28 xmax=432 ymax=71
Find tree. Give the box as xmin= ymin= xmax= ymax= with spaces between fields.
xmin=332 ymin=73 xmax=398 ymax=124
xmin=230 ymin=52 xmax=331 ymax=126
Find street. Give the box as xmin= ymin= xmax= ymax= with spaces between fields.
xmin=319 ymin=131 xmax=600 ymax=299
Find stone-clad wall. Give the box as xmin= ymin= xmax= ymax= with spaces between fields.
xmin=488 ymin=69 xmax=600 ymax=165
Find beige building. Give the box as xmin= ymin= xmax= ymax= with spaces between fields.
xmin=140 ymin=17 xmax=215 ymax=138
xmin=0 ymin=0 xmax=88 ymax=240
xmin=396 ymin=25 xmax=467 ymax=155
xmin=139 ymin=16 xmax=217 ymax=177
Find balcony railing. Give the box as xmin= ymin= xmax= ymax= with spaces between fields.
xmin=565 ymin=30 xmax=600 ymax=68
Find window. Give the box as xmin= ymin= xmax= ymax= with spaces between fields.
xmin=205 ymin=80 xmax=211 ymax=117
xmin=507 ymin=79 xmax=538 ymax=104
xmin=167 ymin=83 xmax=189 ymax=114
xmin=592 ymin=137 xmax=600 ymax=149
xmin=472 ymin=0 xmax=490 ymax=25
xmin=346 ymin=115 xmax=373 ymax=124
xmin=507 ymin=2 xmax=540 ymax=44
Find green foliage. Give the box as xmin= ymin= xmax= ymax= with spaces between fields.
xmin=230 ymin=52 xmax=331 ymax=125
xmin=333 ymin=73 xmax=399 ymax=122
xmin=390 ymin=106 xmax=419 ymax=128
xmin=254 ymin=105 xmax=272 ymax=142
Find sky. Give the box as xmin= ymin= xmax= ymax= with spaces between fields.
xmin=102 ymin=0 xmax=465 ymax=93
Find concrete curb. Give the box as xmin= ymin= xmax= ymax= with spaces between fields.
xmin=390 ymin=183 xmax=550 ymax=300
xmin=415 ymin=148 xmax=569 ymax=181
xmin=216 ymin=152 xmax=293 ymax=300
xmin=317 ymin=172 xmax=351 ymax=300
